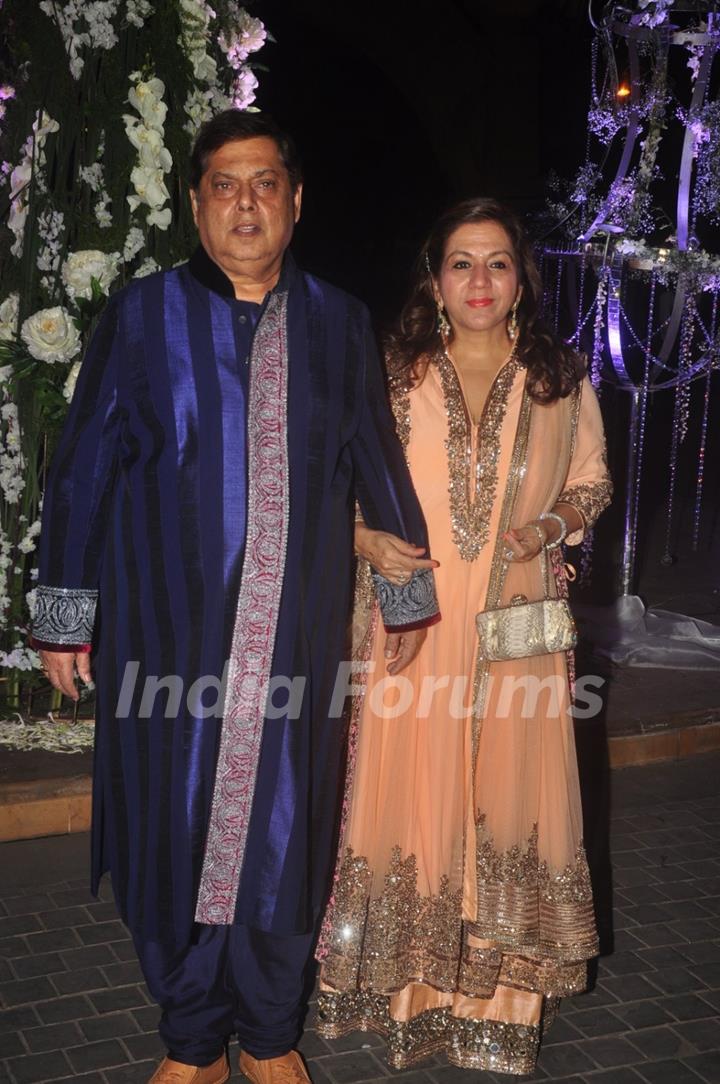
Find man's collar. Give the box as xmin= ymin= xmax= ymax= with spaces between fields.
xmin=187 ymin=244 xmax=298 ymax=300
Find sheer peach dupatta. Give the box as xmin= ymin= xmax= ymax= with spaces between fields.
xmin=316 ymin=354 xmax=611 ymax=1076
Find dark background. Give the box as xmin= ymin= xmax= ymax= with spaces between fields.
xmin=254 ymin=0 xmax=592 ymax=319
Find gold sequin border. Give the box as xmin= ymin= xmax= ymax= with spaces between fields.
xmin=316 ymin=992 xmax=541 ymax=1074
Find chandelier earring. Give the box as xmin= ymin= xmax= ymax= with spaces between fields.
xmin=436 ymin=300 xmax=451 ymax=341
xmin=508 ymin=299 xmax=520 ymax=342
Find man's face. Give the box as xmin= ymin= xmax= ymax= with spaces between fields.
xmin=190 ymin=136 xmax=302 ymax=281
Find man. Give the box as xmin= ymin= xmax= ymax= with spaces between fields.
xmin=33 ymin=112 xmax=439 ymax=1084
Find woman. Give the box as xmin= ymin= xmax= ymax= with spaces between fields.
xmin=315 ymin=198 xmax=612 ymax=1075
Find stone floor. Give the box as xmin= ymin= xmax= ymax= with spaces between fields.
xmin=0 ymin=753 xmax=719 ymax=1084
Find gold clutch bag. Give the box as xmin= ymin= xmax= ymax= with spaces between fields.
xmin=475 ymin=548 xmax=577 ymax=662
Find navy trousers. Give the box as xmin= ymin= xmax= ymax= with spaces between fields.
xmin=134 ymin=924 xmax=317 ymax=1066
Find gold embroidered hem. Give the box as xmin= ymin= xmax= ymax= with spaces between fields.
xmin=316 ymin=992 xmax=541 ymax=1074
xmin=474 ymin=818 xmax=599 ymax=962
xmin=321 ymin=846 xmax=464 ymax=993
xmin=321 ymin=832 xmax=598 ymax=996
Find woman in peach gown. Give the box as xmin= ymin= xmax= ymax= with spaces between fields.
xmin=315 ymin=199 xmax=612 ymax=1076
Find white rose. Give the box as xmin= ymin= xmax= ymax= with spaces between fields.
xmin=61 ymin=249 xmax=120 ymax=301
xmin=63 ymin=358 xmax=82 ymax=402
xmin=20 ymin=307 xmax=81 ymax=363
xmin=0 ymin=293 xmax=19 ymax=341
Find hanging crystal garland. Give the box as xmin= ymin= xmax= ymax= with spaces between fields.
xmin=589 ymin=267 xmax=608 ymax=393
xmin=662 ymin=283 xmax=696 ymax=565
xmin=553 ymin=256 xmax=564 ymax=331
xmin=579 ymin=265 xmax=609 ymax=585
xmin=693 ymin=289 xmax=717 ymax=551
xmin=573 ymin=250 xmax=588 ymax=348
xmin=628 ymin=272 xmax=657 ymax=583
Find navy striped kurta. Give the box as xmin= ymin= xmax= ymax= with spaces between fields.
xmin=35 ymin=248 xmax=436 ymax=946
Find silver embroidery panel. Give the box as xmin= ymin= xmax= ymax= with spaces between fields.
xmin=195 ymin=291 xmax=290 ymax=925
xmin=33 ymin=586 xmax=98 ymax=643
xmin=372 ymin=567 xmax=438 ymax=627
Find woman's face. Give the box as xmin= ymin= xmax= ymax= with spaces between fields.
xmin=435 ymin=220 xmax=521 ymax=340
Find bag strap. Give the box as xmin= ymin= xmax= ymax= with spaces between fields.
xmin=484 ymin=383 xmax=533 ymax=611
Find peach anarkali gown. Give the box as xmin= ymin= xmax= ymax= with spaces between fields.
xmin=316 ymin=350 xmax=612 ymax=1075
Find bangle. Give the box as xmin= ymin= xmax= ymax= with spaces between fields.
xmin=537 ymin=511 xmax=567 ymax=549
xmin=529 ymin=523 xmax=546 ymax=550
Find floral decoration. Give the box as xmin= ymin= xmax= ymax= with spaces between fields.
xmin=0 ymin=0 xmax=269 ymax=716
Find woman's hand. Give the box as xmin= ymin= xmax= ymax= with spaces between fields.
xmin=502 ymin=521 xmax=548 ymax=563
xmin=355 ymin=523 xmax=439 ymax=585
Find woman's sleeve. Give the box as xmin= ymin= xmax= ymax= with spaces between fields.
xmin=31 ymin=295 xmax=124 ymax=650
xmin=557 ymin=378 xmax=613 ymax=546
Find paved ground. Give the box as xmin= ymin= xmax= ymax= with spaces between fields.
xmin=0 ymin=753 xmax=719 ymax=1084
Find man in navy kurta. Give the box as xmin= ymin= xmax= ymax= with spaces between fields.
xmin=33 ymin=112 xmax=439 ymax=1084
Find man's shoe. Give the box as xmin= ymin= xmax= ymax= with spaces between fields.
xmin=148 ymin=1054 xmax=230 ymax=1083
xmin=239 ymin=1050 xmax=312 ymax=1084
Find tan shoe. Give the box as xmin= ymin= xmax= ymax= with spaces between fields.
xmin=239 ymin=1050 xmax=312 ymax=1084
xmin=148 ymin=1054 xmax=230 ymax=1083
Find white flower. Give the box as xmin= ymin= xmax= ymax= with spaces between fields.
xmin=0 ymin=366 xmax=13 ymax=383
xmin=21 ymin=307 xmax=81 ymax=363
xmin=79 ymin=162 xmax=104 ymax=192
xmin=123 ymin=225 xmax=146 ymax=262
xmin=193 ymin=51 xmax=218 ymax=83
xmin=127 ymin=0 xmax=153 ymax=27
xmin=36 ymin=208 xmax=66 ymax=274
xmin=128 ymin=165 xmax=170 ymax=211
xmin=9 ymin=158 xmax=31 ymax=202
xmin=0 ymin=403 xmax=25 ymax=504
xmin=95 ymin=199 xmax=113 ymax=228
xmin=183 ymin=87 xmax=214 ymax=135
xmin=61 ymin=249 xmax=120 ymax=301
xmin=17 ymin=519 xmax=41 ymax=555
xmin=134 ymin=257 xmax=160 ymax=278
xmin=128 ymin=78 xmax=168 ymax=130
xmin=125 ymin=121 xmax=172 ymax=171
xmin=63 ymin=359 xmax=82 ymax=402
xmin=32 ymin=111 xmax=59 ymax=149
xmin=0 ymin=293 xmax=19 ymax=341
xmin=147 ymin=207 xmax=172 ymax=230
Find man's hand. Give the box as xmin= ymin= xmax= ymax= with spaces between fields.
xmin=355 ymin=524 xmax=439 ymax=585
xmin=40 ymin=650 xmax=92 ymax=701
xmin=383 ymin=627 xmax=427 ymax=675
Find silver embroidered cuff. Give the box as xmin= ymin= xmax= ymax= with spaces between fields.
xmin=33 ymin=586 xmax=98 ymax=644
xmin=372 ymin=567 xmax=439 ymax=629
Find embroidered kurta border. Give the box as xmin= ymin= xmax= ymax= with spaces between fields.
xmin=33 ymin=586 xmax=98 ymax=644
xmin=195 ymin=291 xmax=290 ymax=925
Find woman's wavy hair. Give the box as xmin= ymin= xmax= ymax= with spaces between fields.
xmin=388 ymin=197 xmax=584 ymax=403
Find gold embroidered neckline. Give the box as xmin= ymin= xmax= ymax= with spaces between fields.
xmin=434 ymin=348 xmax=522 ymax=562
